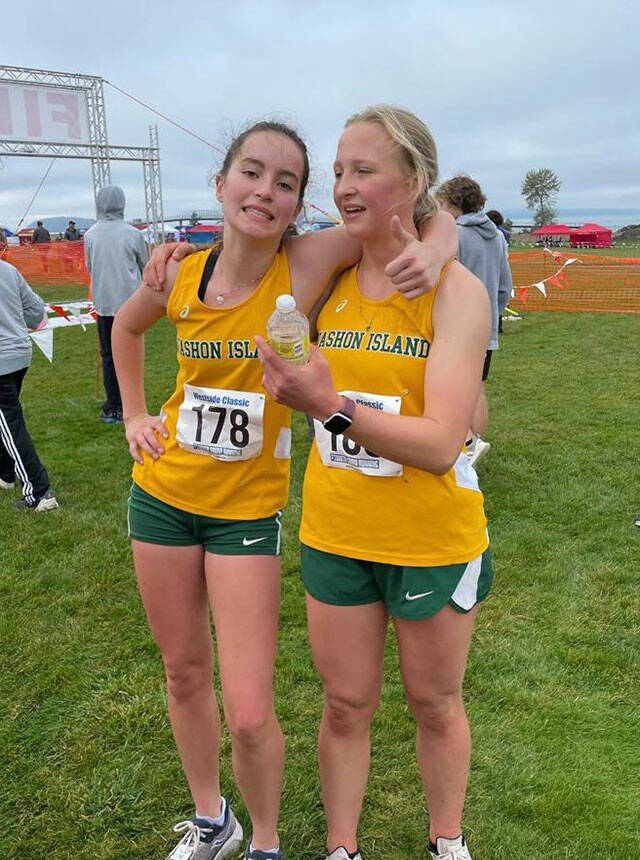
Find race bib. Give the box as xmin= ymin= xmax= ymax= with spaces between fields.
xmin=314 ymin=390 xmax=403 ymax=477
xmin=176 ymin=384 xmax=265 ymax=461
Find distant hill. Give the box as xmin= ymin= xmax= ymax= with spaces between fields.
xmin=613 ymin=224 xmax=640 ymax=240
xmin=27 ymin=216 xmax=96 ymax=232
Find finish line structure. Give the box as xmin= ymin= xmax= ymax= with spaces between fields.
xmin=0 ymin=64 xmax=164 ymax=242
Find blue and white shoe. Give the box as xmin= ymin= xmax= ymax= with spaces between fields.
xmin=166 ymin=799 xmax=243 ymax=860
xmin=244 ymin=838 xmax=283 ymax=859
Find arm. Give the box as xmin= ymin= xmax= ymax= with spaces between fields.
xmin=498 ymin=243 xmax=513 ymax=314
xmin=112 ymin=257 xmax=180 ymax=462
xmin=142 ymin=241 xmax=198 ymax=290
xmin=84 ymin=235 xmax=92 ymax=272
xmin=135 ymin=233 xmax=150 ymax=277
xmin=256 ymin=262 xmax=490 ymax=475
xmin=287 ymin=211 xmax=458 ymax=316
xmin=18 ymin=273 xmax=46 ymax=330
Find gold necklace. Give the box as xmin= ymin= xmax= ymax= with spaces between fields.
xmin=214 ymin=252 xmax=269 ymax=305
xmin=358 ymin=300 xmax=383 ymax=333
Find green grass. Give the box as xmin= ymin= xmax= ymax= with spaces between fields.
xmin=1 ymin=297 xmax=639 ymax=859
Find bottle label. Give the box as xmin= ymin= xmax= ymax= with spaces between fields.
xmin=268 ymin=335 xmax=310 ymax=362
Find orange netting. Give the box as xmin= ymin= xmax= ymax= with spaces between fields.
xmin=2 ymin=241 xmax=91 ymax=290
xmin=509 ymin=250 xmax=640 ymax=314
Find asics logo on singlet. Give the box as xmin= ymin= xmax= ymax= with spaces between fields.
xmin=243 ymin=537 xmax=267 ymax=546
xmin=335 ymin=299 xmax=348 ymax=312
xmin=179 ymin=305 xmax=190 ymax=319
xmin=405 ymin=590 xmax=434 ymax=601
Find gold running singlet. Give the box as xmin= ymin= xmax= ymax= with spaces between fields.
xmin=133 ymin=248 xmax=292 ymax=519
xmin=300 ymin=265 xmax=489 ymax=566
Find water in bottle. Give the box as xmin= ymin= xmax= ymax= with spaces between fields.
xmin=267 ymin=294 xmax=310 ymax=365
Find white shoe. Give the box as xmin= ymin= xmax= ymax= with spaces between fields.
xmin=325 ymin=848 xmax=363 ymax=860
xmin=467 ymin=436 xmax=491 ymax=467
xmin=0 ymin=477 xmax=15 ymax=490
xmin=428 ymin=834 xmax=472 ymax=859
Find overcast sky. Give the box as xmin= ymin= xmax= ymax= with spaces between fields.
xmin=1 ymin=0 xmax=638 ymax=228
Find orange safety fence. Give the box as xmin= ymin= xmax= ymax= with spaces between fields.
xmin=508 ymin=250 xmax=640 ymax=314
xmin=2 ymin=241 xmax=91 ymax=290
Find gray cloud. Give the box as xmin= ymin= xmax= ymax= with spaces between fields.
xmin=1 ymin=0 xmax=638 ymax=228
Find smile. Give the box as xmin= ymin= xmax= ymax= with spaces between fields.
xmin=243 ymin=206 xmax=274 ymax=221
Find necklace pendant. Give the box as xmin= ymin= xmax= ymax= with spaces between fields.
xmin=216 ymin=294 xmax=225 ymax=305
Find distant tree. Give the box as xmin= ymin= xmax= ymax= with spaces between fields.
xmin=189 ymin=210 xmax=200 ymax=226
xmin=521 ymin=168 xmax=561 ymax=227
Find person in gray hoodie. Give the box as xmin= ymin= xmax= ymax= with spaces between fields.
xmin=0 ymin=258 xmax=58 ymax=510
xmin=84 ymin=185 xmax=148 ymax=422
xmin=436 ymin=175 xmax=513 ymax=466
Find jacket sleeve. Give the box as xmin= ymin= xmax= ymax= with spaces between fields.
xmin=18 ymin=271 xmax=46 ymax=330
xmin=84 ymin=233 xmax=92 ymax=272
xmin=498 ymin=242 xmax=513 ymax=314
xmin=135 ymin=232 xmax=149 ymax=276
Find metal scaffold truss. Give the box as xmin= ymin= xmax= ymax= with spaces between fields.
xmin=0 ymin=64 xmax=165 ymax=243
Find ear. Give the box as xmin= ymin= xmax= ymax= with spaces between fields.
xmin=215 ymin=173 xmax=224 ymax=203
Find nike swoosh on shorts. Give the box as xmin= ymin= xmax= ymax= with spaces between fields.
xmin=404 ymin=590 xmax=434 ymax=601
xmin=243 ymin=537 xmax=268 ymax=546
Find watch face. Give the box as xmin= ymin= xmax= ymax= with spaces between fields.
xmin=323 ymin=413 xmax=351 ymax=434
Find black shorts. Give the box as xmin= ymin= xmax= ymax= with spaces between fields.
xmin=482 ymin=350 xmax=493 ymax=381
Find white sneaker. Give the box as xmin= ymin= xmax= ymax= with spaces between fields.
xmin=468 ymin=436 xmax=490 ymax=467
xmin=167 ymin=802 xmax=243 ymax=860
xmin=325 ymin=849 xmax=362 ymax=860
xmin=0 ymin=477 xmax=15 ymax=490
xmin=428 ymin=834 xmax=472 ymax=859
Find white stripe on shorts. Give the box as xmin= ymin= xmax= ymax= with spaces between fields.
xmin=275 ymin=510 xmax=282 ymax=555
xmin=450 ymin=553 xmax=482 ymax=611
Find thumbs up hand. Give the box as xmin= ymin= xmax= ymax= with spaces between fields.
xmin=385 ymin=213 xmax=457 ymax=299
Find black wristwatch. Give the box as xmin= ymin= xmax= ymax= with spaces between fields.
xmin=322 ymin=396 xmax=356 ymax=434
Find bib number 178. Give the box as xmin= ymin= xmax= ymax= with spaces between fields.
xmin=192 ymin=404 xmax=249 ymax=449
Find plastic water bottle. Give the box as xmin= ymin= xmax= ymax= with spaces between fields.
xmin=267 ymin=294 xmax=310 ymax=365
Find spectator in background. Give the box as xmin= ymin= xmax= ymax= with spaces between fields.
xmin=84 ymin=185 xmax=148 ymax=423
xmin=436 ymin=176 xmax=513 ymax=466
xmin=0 ymin=257 xmax=58 ymax=511
xmin=486 ymin=209 xmax=511 ymax=245
xmin=64 ymin=220 xmax=81 ymax=241
xmin=0 ymin=226 xmax=7 ymax=260
xmin=31 ymin=220 xmax=51 ymax=274
xmin=31 ymin=221 xmax=50 ymax=243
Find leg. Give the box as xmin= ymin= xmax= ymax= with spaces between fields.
xmin=0 ymin=367 xmax=50 ymax=502
xmin=307 ymin=594 xmax=388 ymax=854
xmin=133 ymin=540 xmax=223 ymax=817
xmin=394 ymin=605 xmax=479 ymax=842
xmin=97 ymin=315 xmax=122 ymax=413
xmin=470 ymin=383 xmax=488 ymax=438
xmin=206 ymin=554 xmax=283 ymax=850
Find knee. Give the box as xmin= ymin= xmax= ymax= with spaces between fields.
xmin=324 ymin=689 xmax=379 ymax=737
xmin=406 ymin=690 xmax=464 ymax=735
xmin=226 ymin=702 xmax=275 ymax=749
xmin=164 ymin=656 xmax=213 ymax=705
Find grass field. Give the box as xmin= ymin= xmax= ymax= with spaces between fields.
xmin=1 ymin=288 xmax=639 ymax=859
xmin=509 ymin=237 xmax=640 ymax=258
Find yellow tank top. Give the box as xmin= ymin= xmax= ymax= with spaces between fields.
xmin=133 ymin=247 xmax=292 ymax=519
xmin=300 ymin=265 xmax=489 ymax=565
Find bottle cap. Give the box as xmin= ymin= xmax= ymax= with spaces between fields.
xmin=276 ymin=294 xmax=296 ymax=312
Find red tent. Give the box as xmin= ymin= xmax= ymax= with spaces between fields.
xmin=531 ymin=224 xmax=571 ymax=235
xmin=569 ymin=223 xmax=612 ymax=248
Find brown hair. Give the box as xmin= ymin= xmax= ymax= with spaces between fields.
xmin=344 ymin=105 xmax=439 ymax=232
xmin=436 ymin=175 xmax=486 ymax=214
xmin=220 ymin=120 xmax=310 ymax=203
